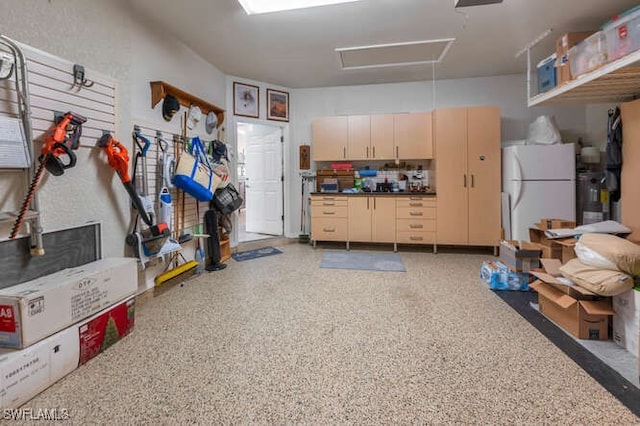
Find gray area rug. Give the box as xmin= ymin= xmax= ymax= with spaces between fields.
xmin=319 ymin=250 xmax=406 ymax=272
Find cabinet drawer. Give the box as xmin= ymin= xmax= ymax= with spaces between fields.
xmin=311 ymin=205 xmax=348 ymax=218
xmin=311 ymin=218 xmax=348 ymax=241
xmin=397 ymin=197 xmax=436 ymax=208
xmin=396 ymin=206 xmax=436 ymax=219
xmin=397 ymin=219 xmax=436 ymax=232
xmin=396 ymin=231 xmax=436 ymax=244
xmin=311 ymin=196 xmax=348 ymax=208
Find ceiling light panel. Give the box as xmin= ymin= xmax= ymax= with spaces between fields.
xmin=336 ymin=39 xmax=455 ymax=70
xmin=238 ymin=0 xmax=363 ymax=15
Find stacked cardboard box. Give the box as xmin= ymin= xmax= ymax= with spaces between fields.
xmin=530 ymin=259 xmax=615 ymax=340
xmin=0 ymin=258 xmax=137 ymax=409
xmin=499 ymin=240 xmax=543 ymax=272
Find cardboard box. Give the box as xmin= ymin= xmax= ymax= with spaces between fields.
xmin=499 ymin=240 xmax=542 ymax=272
xmin=531 ymin=280 xmax=615 ymax=340
xmin=536 ymin=219 xmax=577 ymax=230
xmin=612 ymin=288 xmax=640 ymax=357
xmin=529 ymin=227 xmax=563 ymax=259
xmin=553 ymin=238 xmax=578 ymax=264
xmin=0 ymin=258 xmax=137 ymax=349
xmin=0 ymin=297 xmax=135 ymax=409
xmin=530 ymin=259 xmax=614 ymax=340
xmin=555 ymin=32 xmax=596 ymax=85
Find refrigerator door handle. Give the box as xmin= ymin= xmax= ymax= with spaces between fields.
xmin=514 ymin=153 xmax=524 ymax=181
xmin=512 ymin=179 xmax=523 ymax=210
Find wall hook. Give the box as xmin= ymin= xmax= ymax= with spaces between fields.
xmin=71 ymin=64 xmax=94 ymax=90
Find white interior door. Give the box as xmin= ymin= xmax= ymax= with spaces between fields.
xmin=245 ymin=125 xmax=283 ymax=235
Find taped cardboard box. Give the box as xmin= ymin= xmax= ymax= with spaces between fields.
xmin=0 ymin=258 xmax=137 ymax=349
xmin=535 ymin=219 xmax=577 ymax=230
xmin=499 ymin=240 xmax=543 ymax=272
xmin=0 ymin=297 xmax=135 ymax=409
xmin=530 ymin=259 xmax=614 ymax=340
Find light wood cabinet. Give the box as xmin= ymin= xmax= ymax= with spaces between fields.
xmin=348 ymin=196 xmax=395 ymax=243
xmin=621 ymin=99 xmax=640 ymax=242
xmin=312 ymin=116 xmax=348 ymax=161
xmin=435 ymin=106 xmax=501 ymax=248
xmin=348 ymin=115 xmax=371 ymax=160
xmin=396 ymin=196 xmax=437 ymax=245
xmin=394 ymin=112 xmax=433 ymax=160
xmin=311 ymin=195 xmax=348 ymax=241
xmin=312 ymin=112 xmax=433 ymax=161
xmin=370 ymin=114 xmax=395 ymax=160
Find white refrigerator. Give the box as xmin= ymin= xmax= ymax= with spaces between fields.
xmin=502 ymin=143 xmax=576 ymax=241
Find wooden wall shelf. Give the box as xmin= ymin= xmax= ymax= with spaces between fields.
xmin=150 ymin=81 xmax=224 ymax=128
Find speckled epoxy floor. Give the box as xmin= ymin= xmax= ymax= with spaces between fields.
xmin=22 ymin=244 xmax=640 ymax=424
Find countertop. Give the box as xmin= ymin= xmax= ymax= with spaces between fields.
xmin=311 ymin=191 xmax=436 ymax=197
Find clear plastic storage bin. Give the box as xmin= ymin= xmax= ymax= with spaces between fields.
xmin=568 ymin=31 xmax=608 ymax=78
xmin=603 ymin=5 xmax=640 ymax=62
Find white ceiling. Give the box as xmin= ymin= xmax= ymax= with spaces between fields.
xmin=129 ymin=0 xmax=639 ymax=88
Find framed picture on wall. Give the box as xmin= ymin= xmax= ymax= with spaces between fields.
xmin=233 ymin=82 xmax=259 ymax=118
xmin=266 ymin=89 xmax=289 ymax=122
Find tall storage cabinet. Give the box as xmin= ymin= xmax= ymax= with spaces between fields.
xmin=621 ymin=99 xmax=640 ymax=243
xmin=435 ymin=106 xmax=501 ymax=247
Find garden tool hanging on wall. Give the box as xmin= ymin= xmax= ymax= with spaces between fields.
xmin=97 ymin=133 xmax=170 ymax=259
xmin=10 ymin=111 xmax=86 ymax=241
xmin=132 ymin=127 xmax=155 ymax=224
xmin=156 ymin=132 xmax=174 ymax=232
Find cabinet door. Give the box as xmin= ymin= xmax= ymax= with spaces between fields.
xmin=467 ymin=106 xmax=501 ymax=246
xmin=370 ymin=114 xmax=395 ymax=160
xmin=348 ymin=115 xmax=371 ymax=160
xmin=435 ymin=108 xmax=468 ymax=244
xmin=348 ymin=197 xmax=372 ymax=242
xmin=394 ymin=112 xmax=433 ymax=159
xmin=372 ymin=197 xmax=396 ymax=243
xmin=621 ymin=100 xmax=640 ymax=243
xmin=312 ymin=116 xmax=348 ymax=161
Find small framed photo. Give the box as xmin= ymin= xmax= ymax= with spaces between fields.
xmin=266 ymin=89 xmax=289 ymax=122
xmin=233 ymin=82 xmax=259 ymax=118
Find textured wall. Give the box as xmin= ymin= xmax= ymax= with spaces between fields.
xmin=0 ymin=0 xmax=228 ymax=293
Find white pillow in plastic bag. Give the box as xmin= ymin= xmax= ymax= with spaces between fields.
xmin=526 ymin=115 xmax=561 ymax=145
xmin=575 ymin=242 xmax=618 ymax=270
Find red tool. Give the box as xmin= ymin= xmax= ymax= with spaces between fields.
xmin=10 ymin=112 xmax=86 ymax=240
xmin=97 ymin=134 xmax=169 ymax=255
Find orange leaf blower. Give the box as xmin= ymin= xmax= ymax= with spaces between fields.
xmin=97 ymin=133 xmax=170 ymax=256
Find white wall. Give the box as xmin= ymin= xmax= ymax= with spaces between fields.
xmin=0 ymin=0 xmax=227 ymax=293
xmin=288 ymin=74 xmax=588 ymax=236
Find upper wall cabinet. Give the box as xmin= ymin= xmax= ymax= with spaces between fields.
xmin=312 ymin=112 xmax=433 ymax=162
xmin=312 ymin=116 xmax=348 ymax=161
xmin=394 ymin=112 xmax=433 ymax=160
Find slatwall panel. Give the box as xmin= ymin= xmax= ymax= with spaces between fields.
xmin=0 ymin=38 xmax=115 ymax=282
xmin=131 ymin=124 xmax=207 ymax=240
xmin=0 ymin=42 xmax=116 ymax=148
